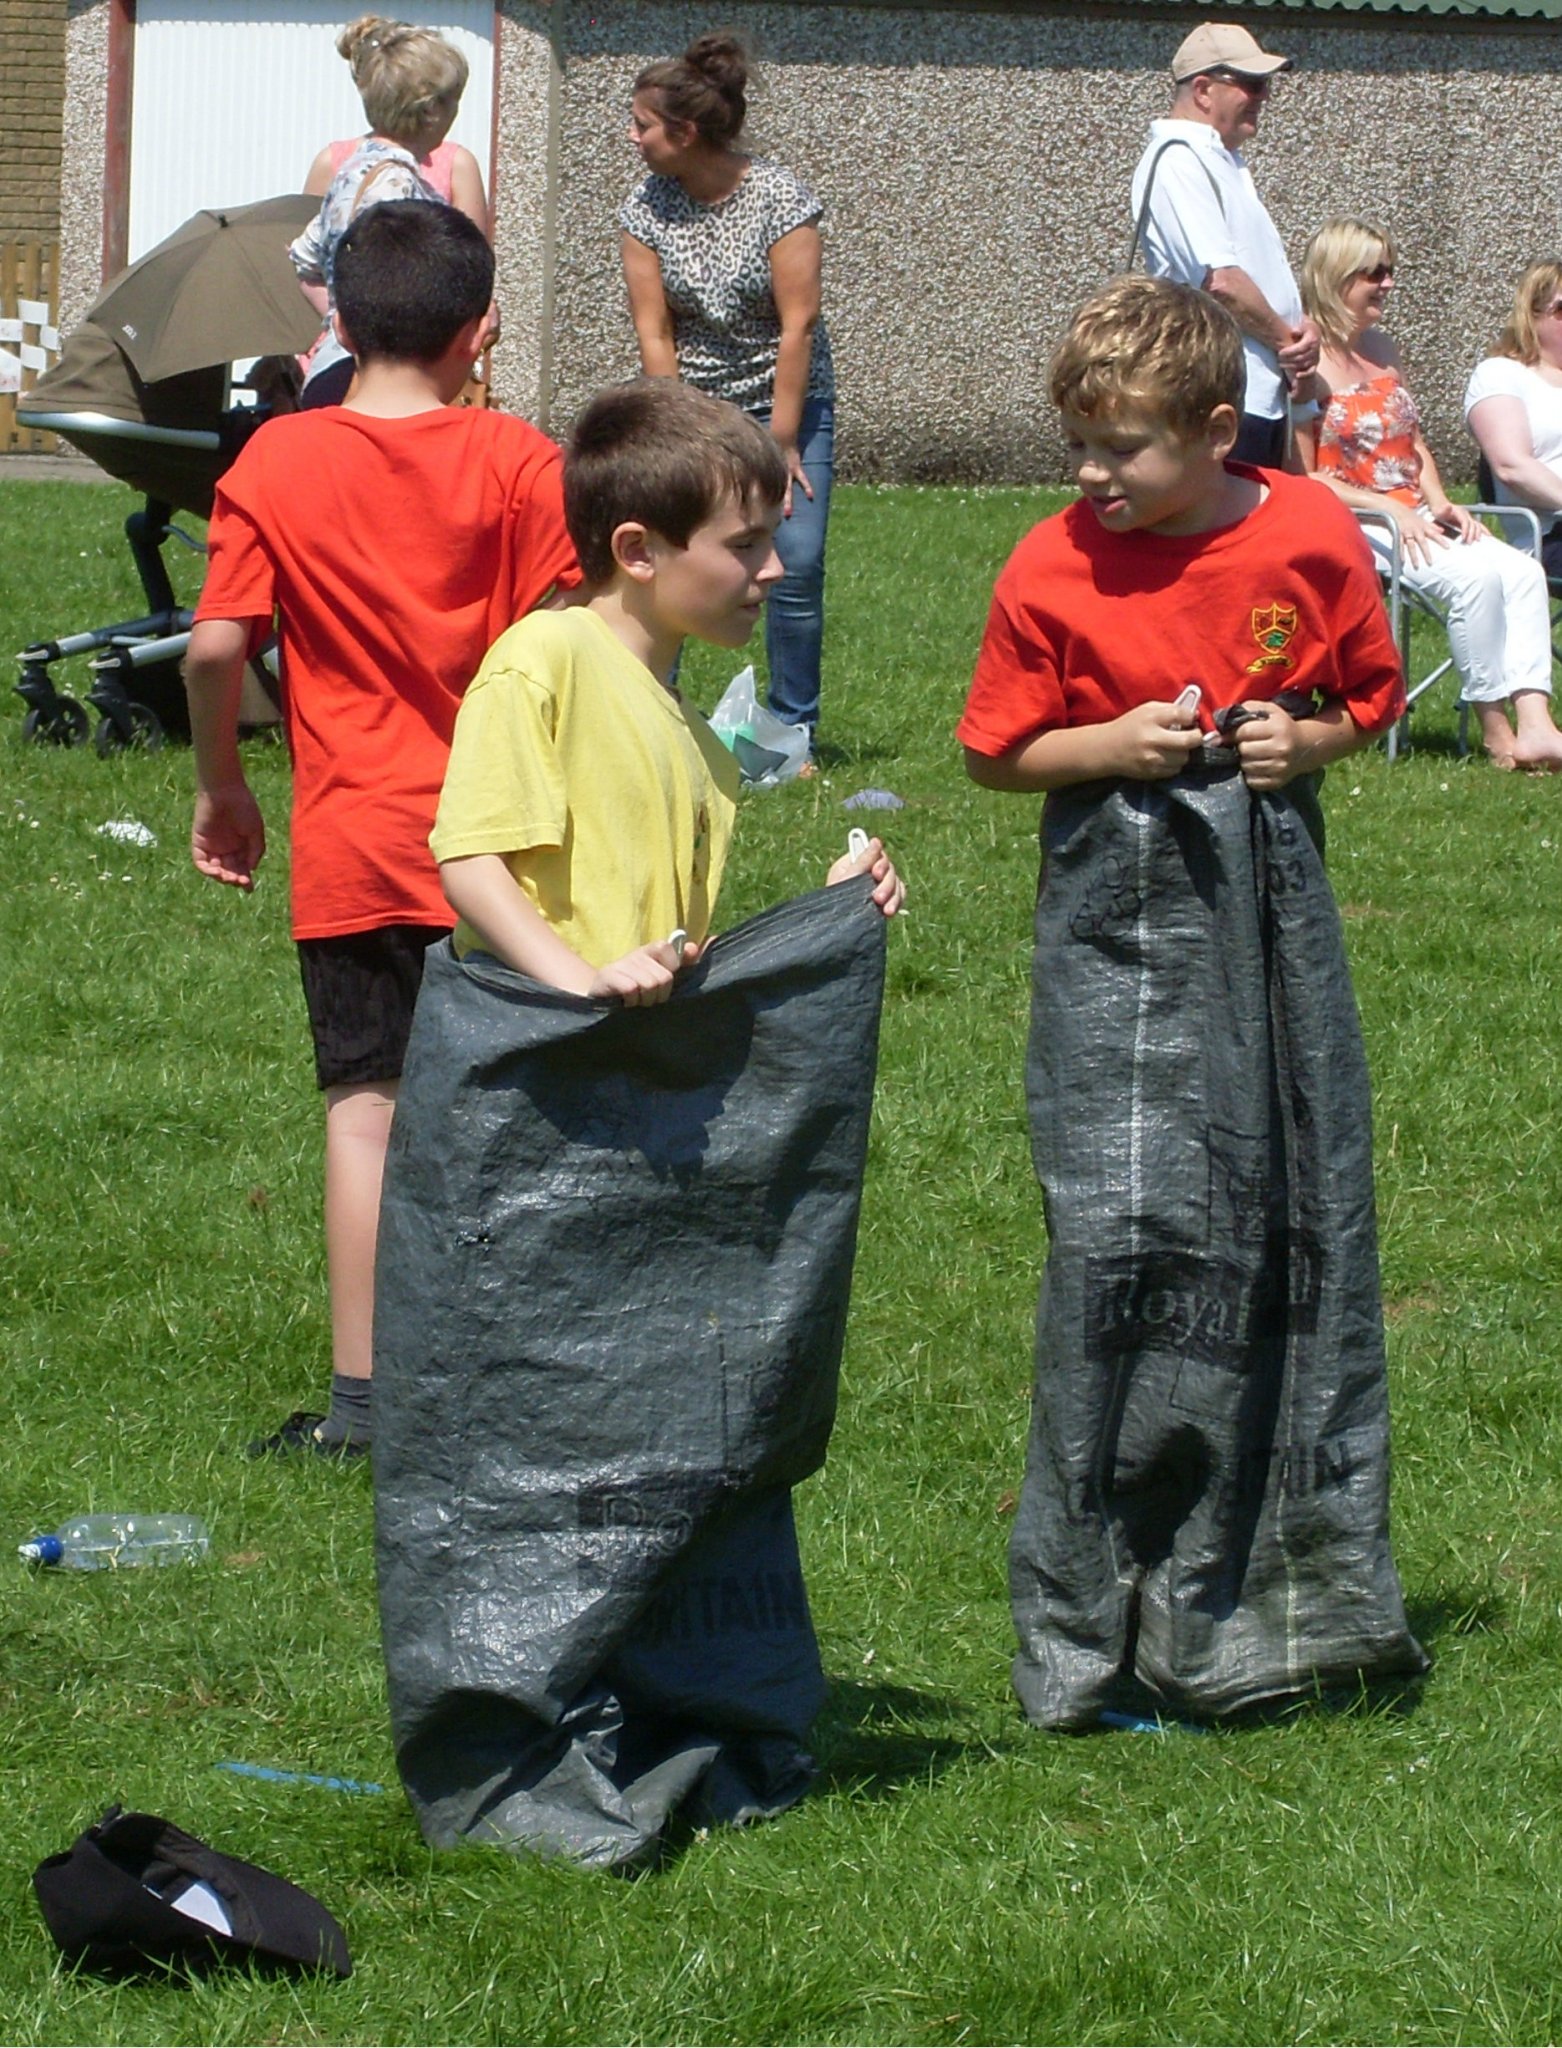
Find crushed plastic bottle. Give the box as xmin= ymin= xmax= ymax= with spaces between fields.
xmin=19 ymin=1514 xmax=210 ymax=1569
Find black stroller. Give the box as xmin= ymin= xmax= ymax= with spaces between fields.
xmin=15 ymin=195 xmax=320 ymax=752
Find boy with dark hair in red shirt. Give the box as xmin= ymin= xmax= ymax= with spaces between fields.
xmin=960 ymin=275 xmax=1426 ymax=1731
xmin=185 ymin=201 xmax=580 ymax=1458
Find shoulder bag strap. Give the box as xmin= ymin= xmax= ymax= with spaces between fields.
xmin=1126 ymin=138 xmax=1226 ymax=273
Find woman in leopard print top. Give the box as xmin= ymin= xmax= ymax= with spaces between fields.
xmin=621 ymin=33 xmax=835 ymax=752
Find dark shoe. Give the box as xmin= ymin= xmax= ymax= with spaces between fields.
xmin=245 ymin=1410 xmax=368 ymax=1461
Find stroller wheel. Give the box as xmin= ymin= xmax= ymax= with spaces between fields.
xmin=93 ymin=702 xmax=165 ymax=757
xmin=22 ymin=697 xmax=90 ymax=747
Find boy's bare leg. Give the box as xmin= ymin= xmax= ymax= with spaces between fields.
xmin=319 ymin=1078 xmax=400 ymax=1446
xmin=1509 ymin=690 xmax=1562 ymax=772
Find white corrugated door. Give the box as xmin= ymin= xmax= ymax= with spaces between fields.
xmin=128 ymin=2 xmax=494 ymax=260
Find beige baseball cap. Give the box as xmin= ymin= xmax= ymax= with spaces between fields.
xmin=1171 ymin=22 xmax=1292 ymax=83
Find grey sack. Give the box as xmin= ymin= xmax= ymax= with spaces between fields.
xmin=374 ymin=880 xmax=887 ymax=1868
xmin=1013 ymin=761 xmax=1429 ymax=1728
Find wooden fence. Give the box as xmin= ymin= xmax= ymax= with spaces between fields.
xmin=1 ymin=238 xmax=60 ymax=452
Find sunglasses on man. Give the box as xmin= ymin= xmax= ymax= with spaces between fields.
xmin=1206 ymin=68 xmax=1271 ymax=95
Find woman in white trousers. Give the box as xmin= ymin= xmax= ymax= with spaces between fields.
xmin=1298 ymin=217 xmax=1562 ymax=770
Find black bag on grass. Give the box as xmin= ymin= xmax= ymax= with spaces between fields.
xmin=1012 ymin=760 xmax=1429 ymax=1728
xmin=374 ymin=881 xmax=887 ymax=1867
xmin=33 ymin=1805 xmax=351 ymax=1977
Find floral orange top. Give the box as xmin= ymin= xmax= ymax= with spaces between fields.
xmin=1315 ymin=369 xmax=1423 ymax=506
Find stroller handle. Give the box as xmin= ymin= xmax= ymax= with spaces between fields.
xmin=17 ymin=409 xmax=222 ymax=451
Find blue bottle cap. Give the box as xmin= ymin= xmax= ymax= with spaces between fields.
xmin=20 ymin=1535 xmax=63 ymax=1565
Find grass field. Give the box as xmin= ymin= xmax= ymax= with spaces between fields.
xmin=3 ymin=472 xmax=1562 ymax=2046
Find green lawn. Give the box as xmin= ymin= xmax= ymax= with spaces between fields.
xmin=3 ymin=474 xmax=1561 ymax=2046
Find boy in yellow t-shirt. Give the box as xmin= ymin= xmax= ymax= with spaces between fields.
xmin=431 ymin=379 xmax=902 ymax=975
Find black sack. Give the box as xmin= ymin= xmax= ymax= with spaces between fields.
xmin=374 ymin=880 xmax=887 ymax=1867
xmin=33 ymin=1806 xmax=351 ymax=1977
xmin=1012 ymin=761 xmax=1429 ymax=1727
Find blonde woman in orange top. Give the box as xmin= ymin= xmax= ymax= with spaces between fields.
xmin=1298 ymin=217 xmax=1562 ymax=770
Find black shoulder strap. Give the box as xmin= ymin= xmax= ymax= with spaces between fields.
xmin=1127 ymin=137 xmax=1226 ymax=273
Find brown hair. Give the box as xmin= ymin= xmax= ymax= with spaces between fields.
xmin=565 ymin=380 xmax=787 ymax=585
xmin=1049 ymin=275 xmax=1244 ymax=435
xmin=338 ymin=15 xmax=467 ymax=141
xmin=633 ymin=32 xmax=750 ymax=148
xmin=1300 ymin=217 xmax=1397 ymax=351
xmin=1497 ymin=258 xmax=1562 ymax=364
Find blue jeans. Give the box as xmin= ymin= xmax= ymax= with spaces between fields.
xmin=753 ymin=398 xmax=834 ymax=737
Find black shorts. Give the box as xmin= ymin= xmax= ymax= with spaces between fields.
xmin=299 ymin=356 xmax=355 ymax=410
xmin=1232 ymin=412 xmax=1288 ymax=468
xmin=297 ymin=924 xmax=448 ymax=1091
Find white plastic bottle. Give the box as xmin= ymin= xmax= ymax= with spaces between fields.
xmin=19 ymin=1514 xmax=210 ymax=1569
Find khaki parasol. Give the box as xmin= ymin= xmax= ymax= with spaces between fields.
xmin=92 ymin=194 xmax=322 ymax=385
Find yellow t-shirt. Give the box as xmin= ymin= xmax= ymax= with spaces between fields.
xmin=431 ymin=606 xmax=740 ymax=966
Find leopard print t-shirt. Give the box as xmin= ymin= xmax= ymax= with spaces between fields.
xmin=620 ymin=157 xmax=835 ymax=412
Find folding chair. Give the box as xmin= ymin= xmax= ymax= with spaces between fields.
xmin=1475 ymin=454 xmax=1562 ymax=662
xmin=1353 ymin=500 xmax=1544 ymax=762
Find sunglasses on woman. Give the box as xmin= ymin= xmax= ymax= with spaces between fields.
xmin=1357 ymin=263 xmax=1395 ymax=284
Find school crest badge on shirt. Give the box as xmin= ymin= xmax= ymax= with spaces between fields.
xmin=1247 ymin=603 xmax=1298 ymax=674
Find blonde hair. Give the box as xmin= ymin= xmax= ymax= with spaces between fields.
xmin=1049 ymin=275 xmax=1244 ymax=436
xmin=338 ymin=15 xmax=467 ymax=141
xmin=1496 ymin=259 xmax=1562 ymax=364
xmin=1300 ymin=217 xmax=1397 ymax=351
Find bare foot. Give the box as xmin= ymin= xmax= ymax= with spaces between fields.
xmin=1510 ymin=733 xmax=1562 ymax=772
xmin=1508 ymin=692 xmax=1562 ymax=770
xmin=1475 ymin=704 xmax=1518 ymax=769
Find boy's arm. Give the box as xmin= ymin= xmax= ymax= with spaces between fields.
xmin=186 ymin=617 xmax=266 ymax=889
xmin=964 ymin=700 xmax=1205 ymax=793
xmin=439 ymin=853 xmax=693 ymax=1005
xmin=1230 ymin=698 xmax=1371 ymax=792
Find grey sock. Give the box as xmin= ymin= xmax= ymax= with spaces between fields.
xmin=316 ymin=1372 xmax=372 ymax=1449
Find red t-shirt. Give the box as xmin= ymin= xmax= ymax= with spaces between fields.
xmin=196 ymin=406 xmax=581 ymax=938
xmin=958 ymin=468 xmax=1405 ymax=758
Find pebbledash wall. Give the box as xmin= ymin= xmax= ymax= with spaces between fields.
xmin=60 ymin=0 xmax=1562 ymax=482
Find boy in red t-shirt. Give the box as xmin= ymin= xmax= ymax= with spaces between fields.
xmin=186 ymin=201 xmax=580 ymax=1458
xmin=959 ymin=276 xmax=1426 ymax=1730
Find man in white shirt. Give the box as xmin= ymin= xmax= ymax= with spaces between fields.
xmin=1129 ymin=21 xmax=1320 ymax=467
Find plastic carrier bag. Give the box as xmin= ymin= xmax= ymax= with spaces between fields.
xmin=708 ymin=666 xmax=811 ymax=787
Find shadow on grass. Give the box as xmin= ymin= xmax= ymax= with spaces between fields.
xmin=604 ymin=1680 xmax=989 ymax=1879
xmin=813 ymin=737 xmax=903 ymax=776
xmin=1096 ymin=1652 xmax=1440 ymax=1734
xmin=1406 ymin=1586 xmax=1506 ymax=1647
xmin=1388 ymin=730 xmax=1477 ymax=764
xmin=1222 ymin=1672 xmax=1431 ymax=1728
xmin=809 ymin=1676 xmax=986 ymax=1796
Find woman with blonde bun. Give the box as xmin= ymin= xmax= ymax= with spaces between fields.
xmin=1298 ymin=216 xmax=1562 ymax=770
xmin=292 ymin=15 xmax=488 ymax=407
xmin=1465 ymin=259 xmax=1562 ymax=582
xmin=621 ymin=32 xmax=834 ymax=758
xmin=304 ymin=16 xmax=488 ymax=230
